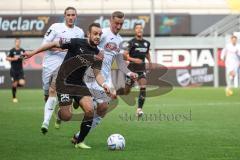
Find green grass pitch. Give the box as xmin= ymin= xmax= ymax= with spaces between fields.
xmin=0 ymin=88 xmax=240 ymax=160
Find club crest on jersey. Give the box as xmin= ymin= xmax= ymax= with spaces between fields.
xmin=104 ymin=42 xmax=120 ymax=53
xmin=144 ymin=42 xmax=148 ymax=47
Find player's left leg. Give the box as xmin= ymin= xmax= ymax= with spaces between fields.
xmin=17 ymin=70 xmax=25 ymax=87
xmin=225 ymin=68 xmax=235 ymax=96
xmin=75 ymin=96 xmax=94 ymax=149
xmin=136 ymin=75 xmax=147 ymax=117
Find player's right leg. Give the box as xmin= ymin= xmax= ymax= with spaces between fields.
xmin=41 ymin=68 xmax=57 ymax=134
xmin=136 ymin=76 xmax=147 ymax=117
xmin=41 ymin=85 xmax=58 ymax=134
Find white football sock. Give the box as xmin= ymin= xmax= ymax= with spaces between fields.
xmin=43 ymin=97 xmax=57 ymax=126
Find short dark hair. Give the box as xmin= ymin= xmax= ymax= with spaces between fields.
xmin=88 ymin=23 xmax=101 ymax=32
xmin=111 ymin=11 xmax=125 ymax=19
xmin=134 ymin=23 xmax=142 ymax=29
xmin=64 ymin=7 xmax=77 ymax=15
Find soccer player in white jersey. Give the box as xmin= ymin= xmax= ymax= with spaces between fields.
xmin=40 ymin=7 xmax=84 ymax=134
xmin=221 ymin=35 xmax=240 ymax=96
xmin=72 ymin=11 xmax=137 ymax=142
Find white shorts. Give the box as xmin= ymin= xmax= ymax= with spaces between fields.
xmin=84 ymin=75 xmax=112 ymax=104
xmin=42 ymin=66 xmax=59 ymax=95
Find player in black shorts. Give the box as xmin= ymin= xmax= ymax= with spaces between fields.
xmin=6 ymin=38 xmax=26 ymax=103
xmin=24 ymin=23 xmax=112 ymax=149
xmin=118 ymin=23 xmax=152 ymax=117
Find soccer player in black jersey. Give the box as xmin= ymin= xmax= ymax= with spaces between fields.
xmin=6 ymin=38 xmax=26 ymax=103
xmin=24 ymin=23 xmax=113 ymax=149
xmin=119 ymin=23 xmax=152 ymax=117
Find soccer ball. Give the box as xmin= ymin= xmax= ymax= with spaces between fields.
xmin=107 ymin=134 xmax=125 ymax=150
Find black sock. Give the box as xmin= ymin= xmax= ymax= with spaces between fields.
xmin=77 ymin=116 xmax=93 ymax=143
xmin=12 ymin=87 xmax=17 ymax=98
xmin=138 ymin=88 xmax=146 ymax=109
xmin=44 ymin=95 xmax=49 ymax=102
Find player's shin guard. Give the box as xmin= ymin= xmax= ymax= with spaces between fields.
xmin=77 ymin=116 xmax=93 ymax=143
xmin=43 ymin=97 xmax=57 ymax=125
xmin=138 ymin=88 xmax=146 ymax=109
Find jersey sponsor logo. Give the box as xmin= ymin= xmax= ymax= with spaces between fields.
xmin=104 ymin=42 xmax=120 ymax=53
xmin=135 ymin=48 xmax=148 ymax=52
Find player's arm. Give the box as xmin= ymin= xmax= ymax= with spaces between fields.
xmin=146 ymin=51 xmax=152 ymax=69
xmin=6 ymin=56 xmax=18 ymax=62
xmin=116 ymin=53 xmax=138 ymax=79
xmin=23 ymin=41 xmax=60 ymax=59
xmin=93 ymin=68 xmax=112 ymax=94
xmin=123 ymin=50 xmax=142 ymax=64
xmin=6 ymin=50 xmax=18 ymax=61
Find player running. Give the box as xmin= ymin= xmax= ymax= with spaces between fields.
xmin=24 ymin=22 xmax=113 ymax=149
xmin=221 ymin=35 xmax=240 ymax=96
xmin=117 ymin=23 xmax=152 ymax=117
xmin=39 ymin=7 xmax=84 ymax=134
xmin=72 ymin=11 xmax=138 ymax=137
xmin=6 ymin=38 xmax=26 ymax=103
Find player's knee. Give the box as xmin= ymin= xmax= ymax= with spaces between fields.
xmin=58 ymin=106 xmax=72 ymax=121
xmin=84 ymin=108 xmax=94 ymax=118
xmin=97 ymin=103 xmax=108 ymax=117
xmin=18 ymin=79 xmax=25 ymax=86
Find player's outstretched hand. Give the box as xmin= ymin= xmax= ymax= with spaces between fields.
xmin=129 ymin=72 xmax=138 ymax=81
xmin=22 ymin=51 xmax=34 ymax=59
xmin=102 ymin=83 xmax=117 ymax=99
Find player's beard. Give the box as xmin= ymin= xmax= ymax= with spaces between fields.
xmin=89 ymin=38 xmax=98 ymax=47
